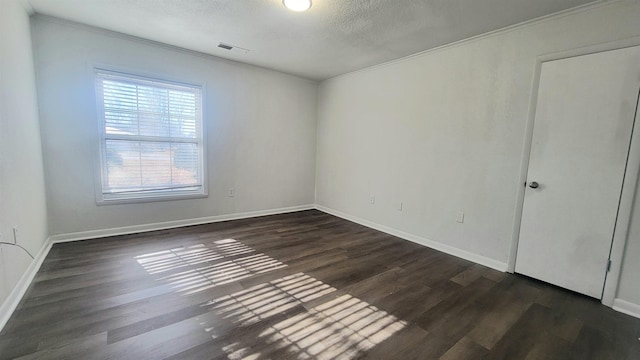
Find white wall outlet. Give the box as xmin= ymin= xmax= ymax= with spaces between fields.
xmin=397 ymin=202 xmax=403 ymax=211
xmin=369 ymin=196 xmax=375 ymax=205
xmin=228 ymin=188 xmax=235 ymax=197
xmin=456 ymin=211 xmax=464 ymax=223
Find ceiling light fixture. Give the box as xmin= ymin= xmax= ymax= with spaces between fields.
xmin=283 ymin=0 xmax=312 ymax=12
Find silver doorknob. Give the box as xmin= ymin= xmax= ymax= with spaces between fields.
xmin=529 ymin=181 xmax=539 ymax=189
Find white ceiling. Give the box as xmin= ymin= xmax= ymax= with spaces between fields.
xmin=26 ymin=0 xmax=599 ymax=80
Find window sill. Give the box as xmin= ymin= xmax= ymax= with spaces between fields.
xmin=96 ymin=191 xmax=208 ymax=206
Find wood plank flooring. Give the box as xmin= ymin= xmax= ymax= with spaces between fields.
xmin=0 ymin=210 xmax=638 ymax=359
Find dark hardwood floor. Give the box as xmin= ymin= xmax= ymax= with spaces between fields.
xmin=0 ymin=210 xmax=638 ymax=359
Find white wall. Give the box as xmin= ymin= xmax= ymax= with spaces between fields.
xmin=32 ymin=16 xmax=318 ymax=236
xmin=316 ymin=0 xmax=640 ymax=306
xmin=0 ymin=0 xmax=49 ymax=307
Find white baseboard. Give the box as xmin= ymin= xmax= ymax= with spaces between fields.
xmin=0 ymin=237 xmax=53 ymax=331
xmin=50 ymin=204 xmax=315 ymax=243
xmin=314 ymin=205 xmax=509 ymax=272
xmin=613 ymin=298 xmax=640 ymax=319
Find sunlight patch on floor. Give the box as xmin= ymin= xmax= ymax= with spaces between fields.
xmin=136 ymin=240 xmax=406 ymax=359
xmin=135 ymin=239 xmax=255 ymax=274
xmin=257 ymin=294 xmax=406 ymax=359
xmin=203 ymin=273 xmax=405 ymax=359
xmin=207 ymin=273 xmax=336 ymax=326
xmin=135 ymin=239 xmax=286 ymax=294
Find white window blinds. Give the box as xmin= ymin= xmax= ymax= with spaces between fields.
xmin=95 ymin=69 xmax=205 ymax=202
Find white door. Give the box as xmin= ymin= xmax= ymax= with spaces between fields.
xmin=516 ymin=46 xmax=640 ymax=298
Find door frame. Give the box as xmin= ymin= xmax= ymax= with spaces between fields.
xmin=508 ymin=36 xmax=640 ymax=307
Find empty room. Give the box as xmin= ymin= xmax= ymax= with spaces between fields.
xmin=2 ymin=0 xmax=640 ymax=358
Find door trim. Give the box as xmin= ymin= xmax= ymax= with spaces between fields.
xmin=602 ymin=88 xmax=640 ymax=306
xmin=508 ymin=36 xmax=640 ymax=307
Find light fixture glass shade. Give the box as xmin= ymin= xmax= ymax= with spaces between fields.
xmin=283 ymin=0 xmax=312 ymax=12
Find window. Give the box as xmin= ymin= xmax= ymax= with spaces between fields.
xmin=95 ymin=69 xmax=206 ymax=203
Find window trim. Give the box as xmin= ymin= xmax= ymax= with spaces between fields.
xmin=93 ymin=67 xmax=208 ymax=205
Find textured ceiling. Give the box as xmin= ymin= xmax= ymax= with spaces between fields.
xmin=26 ymin=0 xmax=599 ymax=80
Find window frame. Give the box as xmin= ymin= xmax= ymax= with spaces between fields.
xmin=93 ymin=68 xmax=208 ymax=205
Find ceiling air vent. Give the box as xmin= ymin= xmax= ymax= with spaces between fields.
xmin=217 ymin=42 xmax=250 ymax=54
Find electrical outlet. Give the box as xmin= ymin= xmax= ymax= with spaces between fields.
xmin=369 ymin=196 xmax=375 ymax=205
xmin=456 ymin=212 xmax=464 ymax=223
xmin=397 ymin=202 xmax=403 ymax=211
xmin=228 ymin=188 xmax=235 ymax=197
